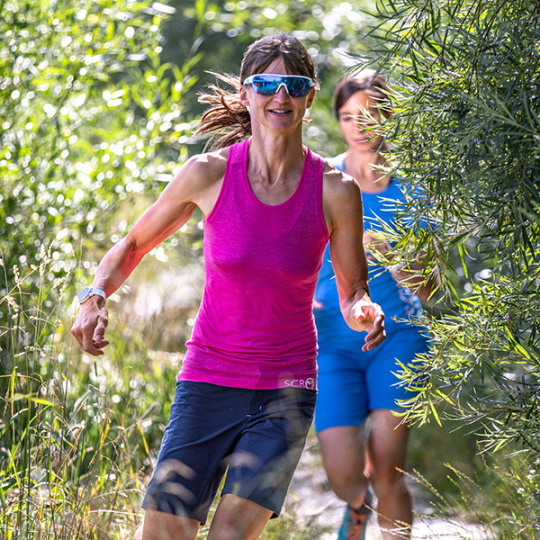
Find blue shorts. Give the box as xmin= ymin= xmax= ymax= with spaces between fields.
xmin=142 ymin=381 xmax=316 ymax=523
xmin=314 ymin=323 xmax=429 ymax=433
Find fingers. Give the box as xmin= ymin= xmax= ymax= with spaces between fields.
xmin=352 ymin=300 xmax=380 ymax=324
xmin=91 ymin=338 xmax=110 ymax=353
xmin=362 ymin=326 xmax=386 ymax=351
xmin=71 ymin=308 xmax=110 ymax=356
xmin=363 ymin=316 xmax=386 ymax=351
xmin=80 ymin=329 xmax=107 ymax=356
xmin=93 ymin=311 xmax=109 ymax=344
xmin=358 ymin=304 xmax=386 ymax=351
xmin=351 ymin=302 xmax=366 ymax=321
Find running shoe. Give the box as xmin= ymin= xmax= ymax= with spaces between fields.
xmin=337 ymin=489 xmax=373 ymax=540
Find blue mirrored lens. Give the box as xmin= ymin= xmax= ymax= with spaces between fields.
xmin=286 ymin=78 xmax=312 ymax=97
xmin=253 ymin=80 xmax=280 ymax=95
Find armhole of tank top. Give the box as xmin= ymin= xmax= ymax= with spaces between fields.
xmin=329 ymin=154 xmax=345 ymax=173
xmin=314 ymin=154 xmax=330 ymax=242
xmin=205 ymin=143 xmax=239 ymax=225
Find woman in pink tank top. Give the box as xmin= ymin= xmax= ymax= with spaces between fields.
xmin=71 ymin=34 xmax=385 ymax=540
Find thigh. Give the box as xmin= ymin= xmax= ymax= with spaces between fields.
xmin=142 ymin=382 xmax=249 ymax=524
xmin=317 ymin=425 xmax=366 ymax=483
xmin=223 ymin=387 xmax=316 ymax=517
xmin=315 ymin=353 xmax=369 ymax=432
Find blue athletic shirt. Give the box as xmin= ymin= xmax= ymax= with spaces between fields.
xmin=314 ymin=153 xmax=423 ymax=343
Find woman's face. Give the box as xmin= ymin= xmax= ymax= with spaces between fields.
xmin=338 ymin=90 xmax=387 ymax=153
xmin=240 ymin=57 xmax=315 ymax=135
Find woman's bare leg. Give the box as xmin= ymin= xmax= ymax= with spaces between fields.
xmin=367 ymin=409 xmax=412 ymax=539
xmin=208 ymin=493 xmax=273 ymax=540
xmin=133 ymin=509 xmax=200 ymax=540
xmin=317 ymin=425 xmax=369 ymax=508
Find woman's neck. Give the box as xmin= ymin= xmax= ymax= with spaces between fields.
xmin=246 ymin=131 xmax=306 ymax=205
xmin=343 ymin=148 xmax=391 ymax=194
xmin=248 ymin=128 xmax=305 ymax=183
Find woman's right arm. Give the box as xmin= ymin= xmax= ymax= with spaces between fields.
xmin=71 ymin=151 xmax=227 ymax=356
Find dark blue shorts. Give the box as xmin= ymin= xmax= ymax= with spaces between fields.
xmin=142 ymin=381 xmax=316 ymax=524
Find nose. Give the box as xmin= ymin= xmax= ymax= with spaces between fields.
xmin=356 ymin=118 xmax=372 ymax=132
xmin=274 ymin=83 xmax=290 ymax=100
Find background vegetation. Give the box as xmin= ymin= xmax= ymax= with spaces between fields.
xmin=1 ymin=0 xmax=539 ymax=538
xmin=362 ymin=0 xmax=540 ymax=537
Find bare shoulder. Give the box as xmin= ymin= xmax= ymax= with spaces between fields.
xmin=159 ymin=146 xmax=231 ymax=218
xmin=323 ymin=160 xmax=362 ymax=205
xmin=190 ymin=146 xmax=229 ymax=178
xmin=321 ymin=160 xmax=363 ymax=235
xmin=172 ymin=146 xmax=230 ymax=195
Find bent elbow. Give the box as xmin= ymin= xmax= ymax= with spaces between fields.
xmin=121 ymin=234 xmax=150 ymax=259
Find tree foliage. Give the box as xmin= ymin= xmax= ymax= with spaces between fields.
xmin=359 ymin=0 xmax=540 ymax=533
xmin=0 ymin=0 xmax=196 ymax=270
xmin=0 ymin=2 xmax=203 ymax=515
xmin=0 ymin=0 xmax=201 ymax=381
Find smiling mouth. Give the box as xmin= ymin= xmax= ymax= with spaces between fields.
xmin=270 ymin=109 xmax=291 ymax=115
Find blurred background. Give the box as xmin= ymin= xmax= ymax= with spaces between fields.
xmin=2 ymin=0 xmax=540 ymax=538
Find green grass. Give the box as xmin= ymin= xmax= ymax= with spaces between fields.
xmin=1 ymin=253 xmax=538 ymax=539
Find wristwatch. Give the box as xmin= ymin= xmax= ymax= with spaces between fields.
xmin=78 ymin=286 xmax=106 ymax=304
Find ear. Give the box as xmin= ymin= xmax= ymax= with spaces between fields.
xmin=239 ymin=86 xmax=250 ymax=108
xmin=306 ymin=88 xmax=315 ymax=109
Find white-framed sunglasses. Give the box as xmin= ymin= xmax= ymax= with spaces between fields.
xmin=243 ymin=74 xmax=315 ymax=97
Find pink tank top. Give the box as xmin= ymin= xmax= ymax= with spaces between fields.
xmin=180 ymin=139 xmax=329 ymax=390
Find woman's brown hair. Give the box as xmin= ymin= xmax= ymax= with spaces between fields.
xmin=333 ymin=69 xmax=392 ymax=120
xmin=195 ymin=34 xmax=316 ymax=150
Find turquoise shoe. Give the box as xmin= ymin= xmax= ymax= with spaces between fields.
xmin=337 ymin=490 xmax=372 ymax=540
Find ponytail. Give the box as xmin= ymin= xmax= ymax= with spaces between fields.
xmin=195 ymin=73 xmax=251 ymax=150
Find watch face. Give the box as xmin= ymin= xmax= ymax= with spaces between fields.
xmin=78 ymin=287 xmax=91 ymax=302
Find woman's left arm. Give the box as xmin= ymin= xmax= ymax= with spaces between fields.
xmin=323 ymin=166 xmax=386 ymax=351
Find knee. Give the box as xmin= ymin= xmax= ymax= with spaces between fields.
xmin=370 ymin=465 xmax=408 ymax=498
xmin=208 ymin=495 xmax=272 ymax=540
xmin=327 ymin=469 xmax=369 ymax=505
xmin=134 ymin=511 xmax=199 ymax=540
